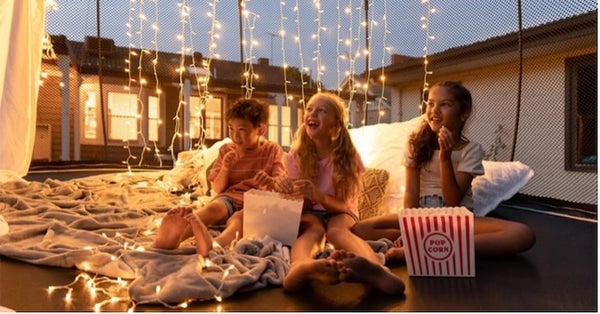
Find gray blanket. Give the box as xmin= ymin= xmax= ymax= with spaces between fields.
xmin=0 ymin=173 xmax=291 ymax=304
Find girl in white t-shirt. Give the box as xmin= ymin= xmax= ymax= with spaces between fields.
xmin=352 ymin=81 xmax=536 ymax=263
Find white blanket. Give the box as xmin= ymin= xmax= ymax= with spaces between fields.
xmin=0 ymin=173 xmax=291 ymax=304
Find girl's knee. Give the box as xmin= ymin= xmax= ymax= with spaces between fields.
xmin=302 ymin=225 xmax=326 ymax=241
xmin=326 ymin=226 xmax=352 ymax=243
xmin=513 ymin=223 xmax=536 ymax=251
xmin=230 ymin=210 xmax=244 ymax=221
xmin=196 ymin=203 xmax=228 ymax=225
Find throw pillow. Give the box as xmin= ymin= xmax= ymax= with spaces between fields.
xmin=472 ymin=160 xmax=534 ymax=216
xmin=358 ymin=168 xmax=390 ymax=220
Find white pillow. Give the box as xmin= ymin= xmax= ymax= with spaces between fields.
xmin=472 ymin=161 xmax=534 ymax=216
xmin=349 ymin=117 xmax=534 ymax=216
xmin=350 ymin=116 xmax=423 ymax=213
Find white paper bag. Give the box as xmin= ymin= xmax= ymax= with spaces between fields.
xmin=243 ymin=189 xmax=304 ymax=246
xmin=398 ymin=206 xmax=475 ymax=277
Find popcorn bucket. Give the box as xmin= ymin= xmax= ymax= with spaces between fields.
xmin=398 ymin=207 xmax=475 ymax=277
xmin=243 ymin=189 xmax=304 ymax=246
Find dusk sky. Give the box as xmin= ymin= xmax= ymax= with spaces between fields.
xmin=46 ymin=0 xmax=595 ymax=89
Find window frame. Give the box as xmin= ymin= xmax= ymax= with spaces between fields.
xmin=188 ymin=95 xmax=223 ymax=143
xmin=79 ymin=82 xmax=165 ymax=146
xmin=564 ymin=53 xmax=597 ymax=173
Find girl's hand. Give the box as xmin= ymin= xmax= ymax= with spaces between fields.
xmin=254 ymin=170 xmax=274 ymax=189
xmin=291 ymin=179 xmax=318 ymax=200
xmin=437 ymin=126 xmax=454 ymax=160
xmin=222 ymin=150 xmax=238 ymax=169
xmin=273 ymin=174 xmax=294 ymax=194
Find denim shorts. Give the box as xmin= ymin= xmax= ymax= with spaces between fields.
xmin=419 ymin=194 xmax=473 ymax=211
xmin=216 ymin=196 xmax=242 ymax=217
xmin=303 ymin=209 xmax=359 ymax=227
xmin=419 ymin=195 xmax=445 ymax=207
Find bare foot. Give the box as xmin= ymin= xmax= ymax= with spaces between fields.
xmin=152 ymin=207 xmax=190 ymax=250
xmin=384 ymin=247 xmax=406 ymax=265
xmin=384 ymin=236 xmax=406 ymax=265
xmin=331 ymin=250 xmax=405 ymax=295
xmin=184 ymin=210 xmax=213 ymax=257
xmin=283 ymin=258 xmax=341 ymax=292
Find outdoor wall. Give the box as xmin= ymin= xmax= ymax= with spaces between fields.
xmin=36 ymin=62 xmax=63 ymax=162
xmin=392 ymin=48 xmax=597 ymax=205
xmin=516 ymin=48 xmax=596 ymax=205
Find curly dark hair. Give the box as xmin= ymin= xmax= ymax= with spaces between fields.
xmin=409 ymin=81 xmax=472 ymax=167
xmin=226 ymin=98 xmax=270 ymax=127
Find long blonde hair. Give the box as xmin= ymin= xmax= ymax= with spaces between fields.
xmin=291 ymin=92 xmax=361 ymax=202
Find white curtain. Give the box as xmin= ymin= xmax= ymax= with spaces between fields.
xmin=0 ymin=0 xmax=46 ymax=181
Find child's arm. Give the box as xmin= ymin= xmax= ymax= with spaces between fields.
xmin=254 ymin=170 xmax=277 ymax=190
xmin=254 ymin=145 xmax=287 ymax=191
xmin=292 ymin=180 xmax=348 ymax=215
xmin=211 ymin=150 xmax=237 ymax=193
xmin=438 ymin=126 xmax=473 ymax=206
xmin=404 ymin=166 xmax=421 ymax=208
xmin=439 ymin=159 xmax=474 ymax=206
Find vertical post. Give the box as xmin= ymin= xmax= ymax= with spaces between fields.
xmin=238 ymin=0 xmax=245 ymax=97
xmin=511 ymin=0 xmax=523 ymax=161
xmin=183 ymin=79 xmax=191 ymax=150
xmin=363 ymin=0 xmax=370 ymax=125
xmin=57 ymin=56 xmax=70 ymax=161
xmin=96 ymin=0 xmax=108 ymax=159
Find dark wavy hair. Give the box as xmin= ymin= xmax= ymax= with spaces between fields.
xmin=409 ymin=81 xmax=472 ymax=167
xmin=226 ymin=98 xmax=270 ymax=127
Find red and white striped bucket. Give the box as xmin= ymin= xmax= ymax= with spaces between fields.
xmin=398 ymin=207 xmax=475 ymax=277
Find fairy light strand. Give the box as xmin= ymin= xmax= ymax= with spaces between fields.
xmin=181 ymin=1 xmax=196 ymax=151
xmin=376 ymin=0 xmax=390 ymax=124
xmin=46 ymin=225 xmax=238 ymax=311
xmin=167 ymin=1 xmax=191 ymax=161
xmin=189 ymin=0 xmax=221 ymax=150
xmin=362 ymin=0 xmax=373 ymax=125
xmin=344 ymin=0 xmax=357 ymax=109
xmin=135 ymin=0 xmax=151 ymax=167
xmin=312 ymin=0 xmax=323 ymax=92
xmin=279 ymin=0 xmax=290 ymax=107
xmin=335 ymin=0 xmax=342 ymax=94
xmin=183 ymin=0 xmax=204 ymax=150
xmin=150 ymin=0 xmax=164 ymax=166
xmin=293 ymin=0 xmax=307 ymax=108
xmin=123 ymin=0 xmax=136 ymax=172
xmin=241 ymin=3 xmax=260 ymax=99
xmin=355 ymin=2 xmax=365 ymax=126
xmin=420 ymin=0 xmax=436 ymax=110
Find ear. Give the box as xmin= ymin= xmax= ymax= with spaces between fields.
xmin=257 ymin=123 xmax=267 ymax=136
xmin=461 ymin=110 xmax=471 ymax=123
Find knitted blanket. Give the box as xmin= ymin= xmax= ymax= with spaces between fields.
xmin=0 ymin=173 xmax=291 ymax=305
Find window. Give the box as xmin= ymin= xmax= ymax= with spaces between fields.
xmin=108 ymin=92 xmax=138 ymax=141
xmin=80 ymin=83 xmax=163 ymax=146
xmin=148 ymin=96 xmax=161 ymax=142
xmin=205 ymin=98 xmax=222 ymax=140
xmin=83 ymin=91 xmax=97 ymax=139
xmin=268 ymin=105 xmax=293 ymax=147
xmin=565 ymin=53 xmax=597 ymax=172
xmin=189 ymin=96 xmax=222 ymax=141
